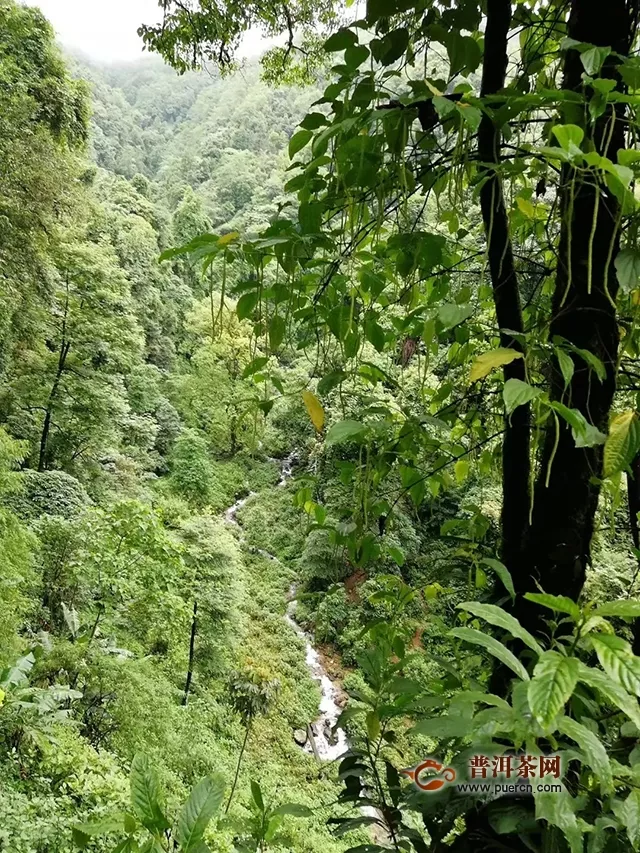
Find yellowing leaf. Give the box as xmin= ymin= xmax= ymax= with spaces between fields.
xmin=425 ymin=80 xmax=443 ymax=97
xmin=470 ymin=348 xmax=524 ymax=382
xmin=516 ymin=197 xmax=535 ymax=217
xmin=454 ymin=459 xmax=469 ymax=483
xmin=604 ymin=410 xmax=640 ymax=477
xmin=0 ymin=688 xmax=4 ymax=707
xmin=302 ymin=390 xmax=324 ymax=432
xmin=218 ymin=231 xmax=239 ymax=246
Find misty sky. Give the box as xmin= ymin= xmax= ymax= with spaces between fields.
xmin=22 ymin=0 xmax=268 ymax=63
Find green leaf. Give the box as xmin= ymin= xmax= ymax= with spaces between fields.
xmin=557 ymin=715 xmax=613 ymax=794
xmin=457 ymin=601 xmax=543 ymax=655
xmin=615 ymin=248 xmax=640 ymax=293
xmin=528 ymin=651 xmax=579 ymax=728
xmin=438 ymin=302 xmax=473 ymax=330
xmin=250 ymin=780 xmax=264 ymax=812
xmin=619 ymin=790 xmax=640 ymax=850
xmin=503 ymin=379 xmax=542 ymax=415
xmin=176 ymin=775 xmax=225 ymax=852
xmin=268 ymin=315 xmax=286 ymax=351
xmin=534 ymin=788 xmax=583 ymax=853
xmin=411 ymin=714 xmax=473 ymax=738
xmin=446 ymin=32 xmax=482 ymax=76
xmin=323 ymin=29 xmax=357 ymax=52
xmin=61 ymin=602 xmax=80 ymax=637
xmin=480 ymin=558 xmax=516 ymax=600
xmin=552 ymin=123 xmax=584 ymax=152
xmin=344 ymin=45 xmax=370 ymax=70
xmin=388 ymin=546 xmax=405 ymax=567
xmin=242 ymin=357 xmax=269 ymax=379
xmin=551 ymin=402 xmax=607 ymax=448
xmin=288 ymin=129 xmax=313 ymax=159
xmin=299 ymin=112 xmax=329 ymax=131
xmin=448 ymin=626 xmax=530 ymax=681
xmin=581 ymin=46 xmax=611 ymax=75
xmin=370 ymin=27 xmax=409 ymax=66
xmin=72 ymin=815 xmax=127 ymax=848
xmin=236 ymin=292 xmax=258 ymax=321
xmin=317 ymin=370 xmax=347 ymax=395
xmin=556 ymin=348 xmax=575 ymax=390
xmin=325 ymin=420 xmax=366 ymax=446
xmin=595 ymin=599 xmax=640 ymax=619
xmin=524 ymin=592 xmax=581 ymax=621
xmin=590 ymin=633 xmax=640 ymax=696
xmin=469 ymin=348 xmax=523 ymax=382
xmin=130 ymin=754 xmax=169 ymax=833
xmin=604 ymin=411 xmax=640 ymax=477
xmin=577 ymin=661 xmax=640 ymax=728
xmin=364 ymin=318 xmax=385 ymax=352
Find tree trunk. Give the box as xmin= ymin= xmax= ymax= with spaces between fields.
xmin=182 ymin=599 xmax=198 ymax=706
xmin=478 ymin=0 xmax=530 ymax=574
xmin=38 ymin=340 xmax=70 ymax=472
xmin=517 ymin=0 xmax=634 ymax=629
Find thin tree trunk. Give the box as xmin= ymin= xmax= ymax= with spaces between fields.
xmin=38 ymin=339 xmax=70 ymax=472
xmin=478 ymin=0 xmax=530 ymax=574
xmin=182 ymin=600 xmax=198 ymax=706
xmin=225 ymin=723 xmax=250 ymax=814
xmin=517 ymin=0 xmax=634 ymax=629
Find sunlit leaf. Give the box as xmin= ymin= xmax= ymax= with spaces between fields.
xmin=469 ymin=348 xmax=523 ymax=383
xmin=302 ymin=390 xmax=325 ymax=432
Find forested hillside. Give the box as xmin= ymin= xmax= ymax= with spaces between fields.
xmin=4 ymin=1 xmax=640 ymax=852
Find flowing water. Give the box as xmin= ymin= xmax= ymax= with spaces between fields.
xmin=224 ymin=452 xmax=348 ymax=761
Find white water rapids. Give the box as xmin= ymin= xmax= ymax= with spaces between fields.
xmin=224 ymin=452 xmax=348 ymax=762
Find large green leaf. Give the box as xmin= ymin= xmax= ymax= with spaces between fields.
xmin=551 ymin=402 xmax=607 ymax=448
xmin=480 ymin=558 xmax=515 ymax=599
xmin=288 ymin=129 xmax=313 ymax=159
xmin=557 ymin=716 xmax=613 ymax=794
xmin=534 ymin=788 xmax=583 ymax=853
xmin=323 ymin=28 xmax=357 ymax=52
xmin=72 ymin=815 xmax=127 ymax=848
xmin=457 ymin=602 xmax=543 ymax=656
xmin=616 ymin=790 xmax=640 ymax=850
xmin=325 ymin=420 xmax=366 ymax=446
xmin=438 ymin=302 xmax=473 ymax=330
xmin=411 ymin=714 xmax=474 ymax=738
xmin=577 ymin=661 xmax=640 ymax=728
xmin=595 ymin=600 xmax=640 ymax=619
xmin=130 ymin=754 xmax=169 ymax=834
xmin=590 ymin=634 xmax=640 ymax=696
xmin=176 ymin=775 xmax=225 ymax=852
xmin=528 ymin=651 xmax=579 ymax=728
xmin=503 ymin=379 xmax=542 ymax=415
xmin=524 ymin=592 xmax=581 ymax=622
xmin=615 ymin=248 xmax=640 ymax=294
xmin=448 ymin=627 xmax=529 ymax=681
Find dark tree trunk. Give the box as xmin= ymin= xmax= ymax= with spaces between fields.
xmin=478 ymin=0 xmax=530 ymax=575
xmin=38 ymin=340 xmax=70 ymax=472
xmin=516 ymin=0 xmax=635 ymax=630
xmin=182 ymin=599 xmax=198 ymax=706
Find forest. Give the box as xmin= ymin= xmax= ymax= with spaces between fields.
xmin=2 ymin=0 xmax=640 ymax=851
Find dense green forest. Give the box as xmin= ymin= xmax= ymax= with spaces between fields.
xmin=4 ymin=0 xmax=640 ymax=851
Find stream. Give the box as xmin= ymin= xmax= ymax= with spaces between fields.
xmin=224 ymin=452 xmax=348 ymax=762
